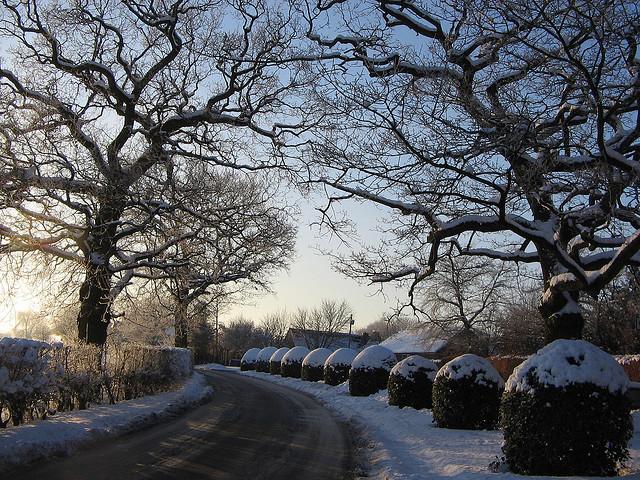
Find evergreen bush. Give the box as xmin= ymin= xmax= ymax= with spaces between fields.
xmin=324 ymin=348 xmax=357 ymax=386
xmin=501 ymin=340 xmax=632 ymax=476
xmin=432 ymin=354 xmax=503 ymax=430
xmin=388 ymin=355 xmax=438 ymax=409
xmin=349 ymin=345 xmax=397 ymax=396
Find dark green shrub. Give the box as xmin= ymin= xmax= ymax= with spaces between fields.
xmin=349 ymin=345 xmax=397 ymax=396
xmin=301 ymin=348 xmax=333 ymax=382
xmin=324 ymin=348 xmax=357 ymax=386
xmin=240 ymin=348 xmax=261 ymax=371
xmin=281 ymin=346 xmax=309 ymax=378
xmin=269 ymin=347 xmax=290 ymax=375
xmin=388 ymin=355 xmax=437 ymax=410
xmin=501 ymin=339 xmax=632 ymax=476
xmin=255 ymin=347 xmax=277 ymax=373
xmin=432 ymin=354 xmax=503 ymax=430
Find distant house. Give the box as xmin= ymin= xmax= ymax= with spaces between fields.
xmin=379 ymin=327 xmax=490 ymax=360
xmin=285 ymin=328 xmax=370 ymax=350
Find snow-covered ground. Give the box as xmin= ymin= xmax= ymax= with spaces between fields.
xmin=202 ymin=365 xmax=640 ymax=480
xmin=0 ymin=373 xmax=213 ymax=472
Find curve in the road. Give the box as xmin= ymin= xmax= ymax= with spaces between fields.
xmin=11 ymin=370 xmax=354 ymax=480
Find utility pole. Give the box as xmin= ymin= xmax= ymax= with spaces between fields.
xmin=348 ymin=314 xmax=355 ymax=349
xmin=214 ymin=296 xmax=220 ymax=363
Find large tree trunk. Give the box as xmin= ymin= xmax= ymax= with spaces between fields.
xmin=174 ymin=292 xmax=191 ymax=348
xmin=539 ymin=288 xmax=584 ymax=342
xmin=77 ymin=197 xmax=125 ymax=345
xmin=538 ymin=250 xmax=585 ymax=342
xmin=77 ymin=265 xmax=112 ymax=345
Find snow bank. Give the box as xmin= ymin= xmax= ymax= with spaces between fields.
xmin=324 ymin=348 xmax=357 ymax=367
xmin=391 ymin=355 xmax=438 ymax=380
xmin=281 ymin=346 xmax=310 ymax=364
xmin=352 ymin=345 xmax=397 ymax=370
xmin=237 ymin=369 xmax=640 ymax=479
xmin=380 ymin=328 xmax=447 ymax=354
xmin=0 ymin=373 xmax=213 ymax=472
xmin=302 ymin=348 xmax=333 ymax=367
xmin=506 ymin=339 xmax=629 ymax=394
xmin=241 ymin=348 xmax=261 ymax=364
xmin=437 ymin=354 xmax=504 ymax=388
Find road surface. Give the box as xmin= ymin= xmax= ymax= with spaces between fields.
xmin=11 ymin=370 xmax=353 ymax=479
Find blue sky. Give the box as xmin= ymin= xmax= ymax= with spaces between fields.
xmin=224 ymin=190 xmax=407 ymax=330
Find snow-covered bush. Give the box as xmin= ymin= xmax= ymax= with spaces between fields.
xmin=269 ymin=347 xmax=290 ymax=375
xmin=301 ymin=348 xmax=332 ymax=382
xmin=0 ymin=337 xmax=58 ymax=426
xmin=281 ymin=346 xmax=310 ymax=378
xmin=349 ymin=345 xmax=397 ymax=396
xmin=501 ymin=340 xmax=632 ymax=476
xmin=323 ymin=348 xmax=357 ymax=386
xmin=240 ymin=348 xmax=261 ymax=371
xmin=388 ymin=355 xmax=438 ymax=410
xmin=432 ymin=354 xmax=504 ymax=430
xmin=255 ymin=347 xmax=278 ymax=373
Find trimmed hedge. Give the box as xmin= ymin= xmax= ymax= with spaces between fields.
xmin=432 ymin=354 xmax=504 ymax=430
xmin=502 ymin=340 xmax=632 ymax=476
xmin=269 ymin=347 xmax=290 ymax=375
xmin=502 ymin=382 xmax=632 ymax=476
xmin=324 ymin=348 xmax=357 ymax=386
xmin=301 ymin=348 xmax=333 ymax=382
xmin=255 ymin=347 xmax=277 ymax=373
xmin=240 ymin=347 xmax=261 ymax=371
xmin=349 ymin=345 xmax=397 ymax=396
xmin=281 ymin=346 xmax=310 ymax=378
xmin=387 ymin=355 xmax=438 ymax=410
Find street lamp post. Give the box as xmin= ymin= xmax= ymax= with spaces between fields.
xmin=348 ymin=314 xmax=355 ymax=349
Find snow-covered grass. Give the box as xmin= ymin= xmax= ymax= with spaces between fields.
xmin=0 ymin=372 xmax=213 ymax=472
xmin=203 ymin=364 xmax=640 ymax=480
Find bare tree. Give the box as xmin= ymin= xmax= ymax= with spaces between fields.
xmin=306 ymin=0 xmax=640 ymax=341
xmin=143 ymin=165 xmax=296 ymax=347
xmin=291 ymin=299 xmax=353 ymax=348
xmin=259 ymin=310 xmax=290 ymax=347
xmin=0 ymin=0 xmax=311 ymax=344
xmin=416 ymin=253 xmax=509 ymax=335
xmin=358 ymin=314 xmax=420 ymax=340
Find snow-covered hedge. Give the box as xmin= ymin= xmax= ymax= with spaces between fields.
xmin=501 ymin=340 xmax=632 ymax=476
xmin=255 ymin=347 xmax=278 ymax=373
xmin=240 ymin=348 xmax=261 ymax=371
xmin=301 ymin=348 xmax=332 ymax=382
xmin=349 ymin=345 xmax=397 ymax=396
xmin=323 ymin=348 xmax=357 ymax=386
xmin=432 ymin=354 xmax=503 ymax=430
xmin=388 ymin=355 xmax=438 ymax=410
xmin=281 ymin=346 xmax=310 ymax=378
xmin=0 ymin=337 xmax=192 ymax=427
xmin=269 ymin=348 xmax=290 ymax=375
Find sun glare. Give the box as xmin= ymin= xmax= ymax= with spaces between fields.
xmin=0 ymin=283 xmax=43 ymax=335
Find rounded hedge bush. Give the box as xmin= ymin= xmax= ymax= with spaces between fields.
xmin=432 ymin=354 xmax=504 ymax=430
xmin=255 ymin=347 xmax=277 ymax=373
xmin=324 ymin=348 xmax=357 ymax=386
xmin=240 ymin=348 xmax=261 ymax=371
xmin=388 ymin=355 xmax=438 ymax=410
xmin=268 ymin=347 xmax=290 ymax=375
xmin=349 ymin=345 xmax=397 ymax=396
xmin=301 ymin=348 xmax=333 ymax=382
xmin=280 ymin=346 xmax=310 ymax=378
xmin=501 ymin=339 xmax=632 ymax=476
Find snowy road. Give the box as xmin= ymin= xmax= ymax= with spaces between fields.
xmin=9 ymin=370 xmax=354 ymax=479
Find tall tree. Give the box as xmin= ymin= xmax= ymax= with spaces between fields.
xmin=306 ymin=0 xmax=640 ymax=341
xmin=0 ymin=0 xmax=309 ymax=344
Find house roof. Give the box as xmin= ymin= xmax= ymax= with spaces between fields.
xmin=379 ymin=328 xmax=448 ymax=354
